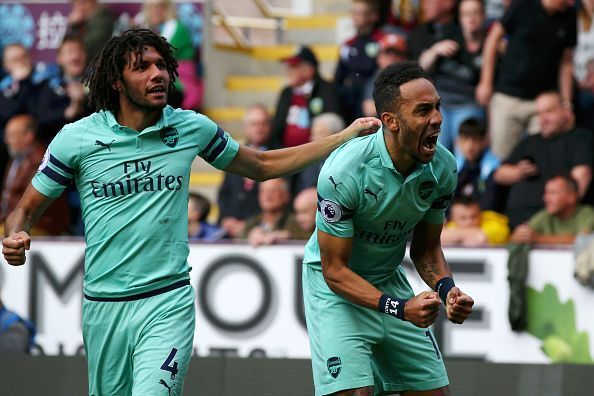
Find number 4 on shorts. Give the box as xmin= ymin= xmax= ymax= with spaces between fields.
xmin=161 ymin=348 xmax=179 ymax=380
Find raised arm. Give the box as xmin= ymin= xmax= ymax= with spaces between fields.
xmin=2 ymin=185 xmax=54 ymax=266
xmin=571 ymin=165 xmax=592 ymax=199
xmin=559 ymin=47 xmax=574 ymax=106
xmin=476 ymin=21 xmax=505 ymax=106
xmin=224 ymin=117 xmax=381 ymax=181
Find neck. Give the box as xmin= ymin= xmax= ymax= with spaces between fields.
xmin=188 ymin=221 xmax=201 ymax=236
xmin=261 ymin=210 xmax=284 ymax=226
xmin=557 ymin=205 xmax=577 ymax=220
xmin=358 ymin=26 xmax=374 ymax=36
xmin=116 ymin=103 xmax=162 ymax=132
xmin=434 ymin=13 xmax=453 ymax=26
xmin=383 ymin=128 xmax=416 ymax=176
xmin=464 ymin=30 xmax=483 ymax=49
xmin=541 ymin=0 xmax=559 ymax=14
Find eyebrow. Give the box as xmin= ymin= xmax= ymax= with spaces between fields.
xmin=413 ymin=98 xmax=441 ymax=112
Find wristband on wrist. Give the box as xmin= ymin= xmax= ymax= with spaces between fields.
xmin=378 ymin=294 xmax=407 ymax=321
xmin=435 ymin=277 xmax=455 ymax=304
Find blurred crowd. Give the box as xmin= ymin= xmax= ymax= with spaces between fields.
xmin=1 ymin=0 xmax=594 ymax=251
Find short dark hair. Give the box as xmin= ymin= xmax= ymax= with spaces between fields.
xmin=451 ymin=195 xmax=479 ymax=207
xmin=548 ymin=173 xmax=579 ymax=194
xmin=82 ymin=29 xmax=178 ymax=113
xmin=458 ymin=118 xmax=486 ymax=139
xmin=354 ymin=0 xmax=380 ymax=13
xmin=58 ymin=34 xmax=85 ymax=52
xmin=189 ymin=192 xmax=211 ymax=222
xmin=372 ymin=61 xmax=430 ymax=116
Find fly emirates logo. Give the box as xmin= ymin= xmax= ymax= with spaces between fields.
xmin=90 ymin=160 xmax=183 ymax=198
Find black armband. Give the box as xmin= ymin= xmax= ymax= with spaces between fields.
xmin=378 ymin=294 xmax=407 ymax=321
xmin=435 ymin=277 xmax=455 ymax=304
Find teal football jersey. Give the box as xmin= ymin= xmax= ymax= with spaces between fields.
xmin=32 ymin=106 xmax=239 ymax=298
xmin=303 ymin=128 xmax=457 ymax=283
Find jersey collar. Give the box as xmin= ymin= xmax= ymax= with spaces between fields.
xmin=102 ymin=106 xmax=171 ymax=134
xmin=375 ymin=127 xmax=434 ymax=181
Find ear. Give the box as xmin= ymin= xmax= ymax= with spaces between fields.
xmin=380 ymin=112 xmax=399 ymax=132
xmin=112 ymin=81 xmax=121 ymax=91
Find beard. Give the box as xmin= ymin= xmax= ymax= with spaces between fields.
xmin=122 ymin=83 xmax=167 ymax=111
xmin=399 ymin=118 xmax=426 ymax=164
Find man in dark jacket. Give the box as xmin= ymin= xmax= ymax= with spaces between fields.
xmin=270 ymin=46 xmax=341 ymax=149
xmin=35 ymin=35 xmax=93 ymax=144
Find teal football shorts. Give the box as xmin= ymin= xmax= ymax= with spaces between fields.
xmin=303 ymin=265 xmax=449 ymax=395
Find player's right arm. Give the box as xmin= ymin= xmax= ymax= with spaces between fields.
xmin=3 ymin=124 xmax=80 ymax=266
xmin=319 ymin=231 xmax=441 ymax=328
xmin=3 ymin=185 xmax=54 ymax=266
xmin=224 ymin=117 xmax=381 ymax=181
xmin=316 ymin=168 xmax=440 ymax=328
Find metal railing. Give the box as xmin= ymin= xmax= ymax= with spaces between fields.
xmin=210 ymin=0 xmax=293 ymax=49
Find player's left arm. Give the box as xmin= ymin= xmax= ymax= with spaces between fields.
xmin=410 ymin=220 xmax=474 ymax=324
xmin=224 ymin=117 xmax=381 ymax=181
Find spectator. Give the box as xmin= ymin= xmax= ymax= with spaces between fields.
xmin=442 ymin=195 xmax=510 ymax=246
xmin=574 ymin=0 xmax=594 ymax=130
xmin=454 ymin=118 xmax=500 ymax=210
xmin=419 ymin=0 xmax=487 ymax=151
xmin=271 ymin=46 xmax=339 ymax=148
xmin=510 ymin=175 xmax=594 ymax=245
xmin=241 ymin=178 xmax=300 ymax=246
xmin=188 ymin=192 xmax=225 ymax=241
xmin=142 ymin=0 xmax=202 ymax=110
xmin=334 ymin=0 xmax=383 ymax=122
xmin=493 ymin=91 xmax=593 ymax=229
xmin=310 ymin=112 xmax=345 ymax=142
xmin=476 ymin=0 xmax=576 ymax=160
xmin=292 ymin=187 xmax=318 ymax=240
xmin=67 ymin=0 xmax=115 ymax=59
xmin=290 ymin=112 xmax=345 ymax=195
xmin=0 ymin=44 xmax=38 ymax=132
xmin=35 ymin=35 xmax=92 ymax=144
xmin=0 ymin=115 xmax=70 ymax=235
xmin=406 ymin=0 xmax=456 ymax=61
xmin=217 ymin=104 xmax=271 ymax=238
xmin=381 ymin=0 xmax=421 ymax=33
xmin=0 ymin=296 xmax=35 ymax=353
xmin=362 ymin=32 xmax=408 ymax=117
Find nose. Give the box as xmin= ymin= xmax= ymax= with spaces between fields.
xmin=429 ymin=107 xmax=442 ymax=126
xmin=149 ymin=64 xmax=165 ymax=81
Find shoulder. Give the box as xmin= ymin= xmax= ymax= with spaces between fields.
xmin=431 ymin=144 xmax=458 ymax=190
xmin=576 ymin=205 xmax=594 ymax=216
xmin=433 ymin=143 xmax=457 ymax=173
xmin=569 ymin=127 xmax=592 ymax=139
xmin=529 ymin=208 xmax=549 ymax=223
xmin=323 ymin=134 xmax=377 ymax=173
xmin=57 ymin=113 xmax=98 ymax=136
xmin=167 ymin=107 xmax=217 ymax=130
xmin=481 ymin=149 xmax=501 ymax=168
xmin=342 ymin=36 xmax=358 ymax=47
xmin=319 ymin=135 xmax=378 ymax=197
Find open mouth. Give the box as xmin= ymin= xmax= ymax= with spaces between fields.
xmin=421 ymin=131 xmax=439 ymax=154
xmin=148 ymin=86 xmax=166 ymax=96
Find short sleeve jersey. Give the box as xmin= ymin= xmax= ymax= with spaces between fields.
xmin=303 ymin=129 xmax=457 ymax=283
xmin=32 ymin=106 xmax=239 ymax=298
xmin=528 ymin=205 xmax=594 ymax=235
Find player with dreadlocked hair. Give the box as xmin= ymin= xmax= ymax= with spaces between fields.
xmin=2 ymin=28 xmax=380 ymax=394
xmin=83 ymin=28 xmax=179 ymax=114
